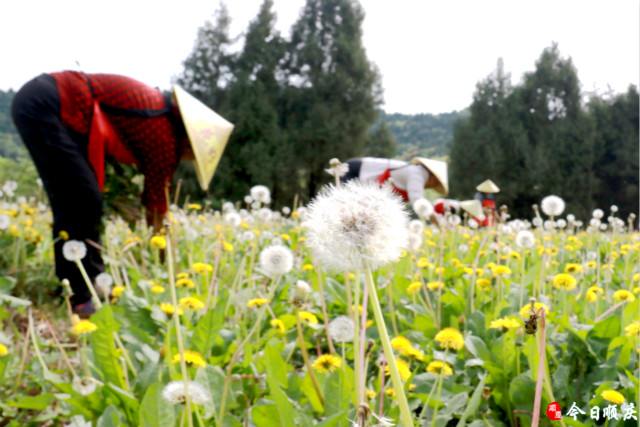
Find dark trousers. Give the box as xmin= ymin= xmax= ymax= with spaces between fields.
xmin=11 ymin=74 xmax=104 ymax=305
xmin=340 ymin=158 xmax=362 ymax=184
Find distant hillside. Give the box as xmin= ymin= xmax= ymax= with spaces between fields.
xmin=382 ymin=110 xmax=466 ymax=160
xmin=0 ymin=89 xmax=27 ymax=160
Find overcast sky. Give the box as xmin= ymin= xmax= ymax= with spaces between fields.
xmin=1 ymin=1 xmax=637 ymax=114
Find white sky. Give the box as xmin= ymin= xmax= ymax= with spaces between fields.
xmin=0 ymin=0 xmax=637 ymax=114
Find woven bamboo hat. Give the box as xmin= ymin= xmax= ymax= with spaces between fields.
xmin=412 ymin=157 xmax=448 ymax=196
xmin=459 ymin=200 xmax=485 ymax=219
xmin=476 ymin=179 xmax=500 ymax=193
xmin=173 ymin=85 xmax=234 ymax=191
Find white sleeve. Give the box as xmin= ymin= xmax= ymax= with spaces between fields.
xmin=406 ymin=165 xmax=429 ymax=203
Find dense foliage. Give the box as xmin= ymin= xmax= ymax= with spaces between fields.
xmin=449 ymin=46 xmax=639 ymax=221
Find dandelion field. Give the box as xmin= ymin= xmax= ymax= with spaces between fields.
xmin=0 ymin=180 xmax=638 ymax=427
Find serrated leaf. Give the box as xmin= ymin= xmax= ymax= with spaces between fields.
xmin=138 ymin=382 xmax=176 ymax=427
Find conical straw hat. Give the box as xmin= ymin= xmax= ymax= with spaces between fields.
xmin=412 ymin=157 xmax=448 ymax=196
xmin=173 ymin=85 xmax=234 ymax=191
xmin=460 ymin=200 xmax=485 ymax=219
xmin=476 ymin=179 xmax=500 ymax=193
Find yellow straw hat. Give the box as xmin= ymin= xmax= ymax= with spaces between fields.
xmin=459 ymin=200 xmax=485 ymax=220
xmin=476 ymin=179 xmax=500 ymax=193
xmin=173 ymin=85 xmax=234 ymax=191
xmin=412 ymin=157 xmax=448 ymax=196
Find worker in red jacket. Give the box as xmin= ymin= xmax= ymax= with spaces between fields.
xmin=11 ymin=71 xmax=233 ymax=316
xmin=473 ymin=179 xmax=500 ymax=226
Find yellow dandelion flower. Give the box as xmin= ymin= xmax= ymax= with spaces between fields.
xmin=491 ymin=265 xmax=512 ymax=276
xmin=348 ymin=273 xmax=355 ymax=280
xmin=312 ymin=354 xmax=342 ymax=373
xmin=564 ymin=263 xmax=583 ymax=274
xmin=519 ymin=302 xmax=549 ymax=318
xmin=298 ymin=311 xmax=319 ymax=324
xmin=179 ymin=296 xmax=206 ymax=311
xmin=73 ymin=320 xmax=98 ymax=335
xmin=112 ymin=286 xmax=126 ymax=299
xmin=222 ymin=241 xmax=234 ymax=252
xmin=150 ymin=235 xmax=167 ymax=250
xmin=385 ymin=388 xmax=396 ymax=397
xmin=489 ymin=317 xmax=521 ymax=330
xmin=300 ymin=264 xmax=314 ymax=272
xmin=585 ymin=261 xmax=597 ymax=269
xmin=613 ymin=290 xmax=635 ymax=303
xmin=192 ymin=262 xmax=213 ymax=274
xmin=476 ymin=278 xmax=492 ymax=291
xmin=176 ymin=272 xmax=189 ymax=279
xmin=0 ymin=344 xmax=7 ymax=356
xmin=435 ymin=267 xmax=445 ymax=275
xmin=600 ymin=389 xmax=625 ymax=405
xmin=588 ymin=285 xmax=604 ymax=295
xmin=160 ymin=303 xmax=183 ymax=316
xmin=385 ymin=358 xmax=412 ymax=381
xmin=564 ymin=245 xmax=575 ymax=251
xmin=427 ymin=281 xmax=445 ymax=291
xmin=486 ymin=262 xmax=497 ymax=270
xmin=270 ymin=319 xmax=286 ymax=334
xmin=400 ymin=249 xmax=407 ymax=257
xmin=602 ymin=264 xmax=613 ymax=270
xmin=59 ymin=230 xmax=69 ymax=241
xmin=175 ymin=278 xmax=195 ymax=289
xmin=405 ymin=346 xmax=425 ymax=361
xmin=426 ymin=240 xmax=436 ymax=247
xmin=187 ymin=203 xmax=202 ymax=210
xmin=417 ymin=258 xmax=434 ymax=269
xmin=434 ymin=328 xmax=464 ymax=351
xmin=173 ymin=350 xmax=206 ymax=368
xmin=365 ymin=389 xmax=377 ymax=399
xmin=552 ymin=273 xmax=577 ymax=291
xmin=366 ymin=320 xmax=374 ymax=328
xmin=426 ymin=360 xmax=453 ymax=376
xmin=247 ymin=298 xmax=268 ymax=308
xmin=633 ymin=273 xmax=639 ymax=282
xmin=634 ymin=287 xmax=639 ymax=295
xmin=391 ymin=336 xmax=413 ymax=352
xmin=407 ymin=282 xmax=422 ymax=295
xmin=508 ymin=251 xmax=521 ymax=260
xmin=625 ymin=321 xmax=639 ymax=337
xmin=585 ymin=291 xmax=597 ymax=302
xmin=151 ymin=285 xmax=165 ymax=294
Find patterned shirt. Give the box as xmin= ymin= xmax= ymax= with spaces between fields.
xmin=51 ymin=71 xmax=185 ymax=214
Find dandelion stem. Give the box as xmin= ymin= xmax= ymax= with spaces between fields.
xmin=27 ymin=309 xmax=50 ymax=377
xmin=353 ymin=269 xmax=362 ymax=407
xmin=364 ymin=267 xmax=413 ymax=427
xmin=74 ymin=259 xmax=102 ymax=308
xmin=11 ymin=329 xmax=31 ymax=396
xmin=359 ymin=279 xmax=369 ymax=403
xmin=296 ymin=309 xmax=324 ymax=406
xmin=430 ymin=348 xmax=448 ymax=427
xmin=470 ymin=229 xmax=491 ymax=314
xmin=316 ymin=264 xmax=335 ymax=354
xmin=416 ymin=373 xmax=439 ymax=425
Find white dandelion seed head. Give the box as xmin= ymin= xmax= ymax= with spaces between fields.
xmin=325 ymin=162 xmax=349 ymax=178
xmin=468 ymin=218 xmax=479 ymax=229
xmin=36 ymin=178 xmax=43 ymax=187
xmin=257 ymin=207 xmax=273 ymax=222
xmin=329 ymin=315 xmax=354 ymax=343
xmin=185 ymin=227 xmax=199 ymax=241
xmin=556 ymin=219 xmax=567 ymax=229
xmin=458 ymin=244 xmax=469 ymax=253
xmin=610 ymin=205 xmax=618 ymax=213
xmin=250 ymin=201 xmax=260 ymax=210
xmin=222 ymin=201 xmax=235 ymax=213
xmin=94 ymin=272 xmax=113 ymax=293
xmin=240 ymin=230 xmax=255 ymax=242
xmin=0 ymin=214 xmax=10 ymax=230
xmin=592 ymin=208 xmax=604 ymax=219
xmin=540 ymin=195 xmax=565 ymax=217
xmin=250 ymin=185 xmax=271 ymax=204
xmin=3 ymin=180 xmax=17 ymax=193
xmin=412 ymin=198 xmax=434 ymax=219
xmin=448 ymin=215 xmax=461 ymax=227
xmin=282 ymin=206 xmax=291 ymax=215
xmin=532 ymin=217 xmax=543 ymax=228
xmin=407 ymin=233 xmax=422 ymax=251
xmin=586 ymin=251 xmax=597 ymax=261
xmin=162 ymin=380 xmax=211 ymax=405
xmin=72 ymin=376 xmax=97 ymax=396
xmin=270 ymin=237 xmax=284 ymax=246
xmin=515 ymin=230 xmax=535 ymax=249
xmin=296 ymin=207 xmax=309 ymax=221
xmin=408 ymin=219 xmax=424 ymax=235
xmin=62 ymin=240 xmax=87 ymax=262
xmin=489 ymin=242 xmax=500 ymax=252
xmin=224 ymin=212 xmax=242 ymax=227
xmin=599 ymin=223 xmax=607 ymax=231
xmin=502 ymin=245 xmax=512 ymax=254
xmin=303 ymin=181 xmax=410 ymax=272
xmin=17 ymin=196 xmax=27 ymax=204
xmin=566 ymin=214 xmax=575 ymax=223
xmin=294 ymin=280 xmax=313 ymax=302
xmin=590 ymin=218 xmax=601 ymax=228
xmin=259 ymin=245 xmax=294 ymax=277
xmin=371 ymin=412 xmax=396 ymax=427
xmin=544 ymin=220 xmax=555 ymax=230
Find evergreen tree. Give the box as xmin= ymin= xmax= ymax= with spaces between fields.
xmin=364 ymin=119 xmax=397 ymax=158
xmin=282 ymin=0 xmax=382 ymax=200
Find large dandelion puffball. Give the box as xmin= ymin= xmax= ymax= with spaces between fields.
xmin=412 ymin=198 xmax=434 ymax=219
xmin=515 ymin=230 xmax=535 ymax=249
xmin=259 ymin=245 xmax=294 ymax=277
xmin=540 ymin=195 xmax=565 ymax=217
xmin=329 ymin=315 xmax=354 ymax=343
xmin=303 ymin=181 xmax=409 ymax=272
xmin=62 ymin=240 xmax=87 ymax=262
xmin=250 ymin=185 xmax=271 ymax=204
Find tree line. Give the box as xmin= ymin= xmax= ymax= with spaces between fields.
xmin=449 ymin=45 xmax=638 ymax=221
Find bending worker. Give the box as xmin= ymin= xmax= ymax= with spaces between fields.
xmin=11 ymin=70 xmax=233 ymax=316
xmin=341 ymin=156 xmax=448 ymax=219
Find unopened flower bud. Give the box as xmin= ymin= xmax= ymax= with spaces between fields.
xmin=482 ymin=386 xmax=491 ymax=401
xmin=294 ymin=280 xmax=312 ymax=302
